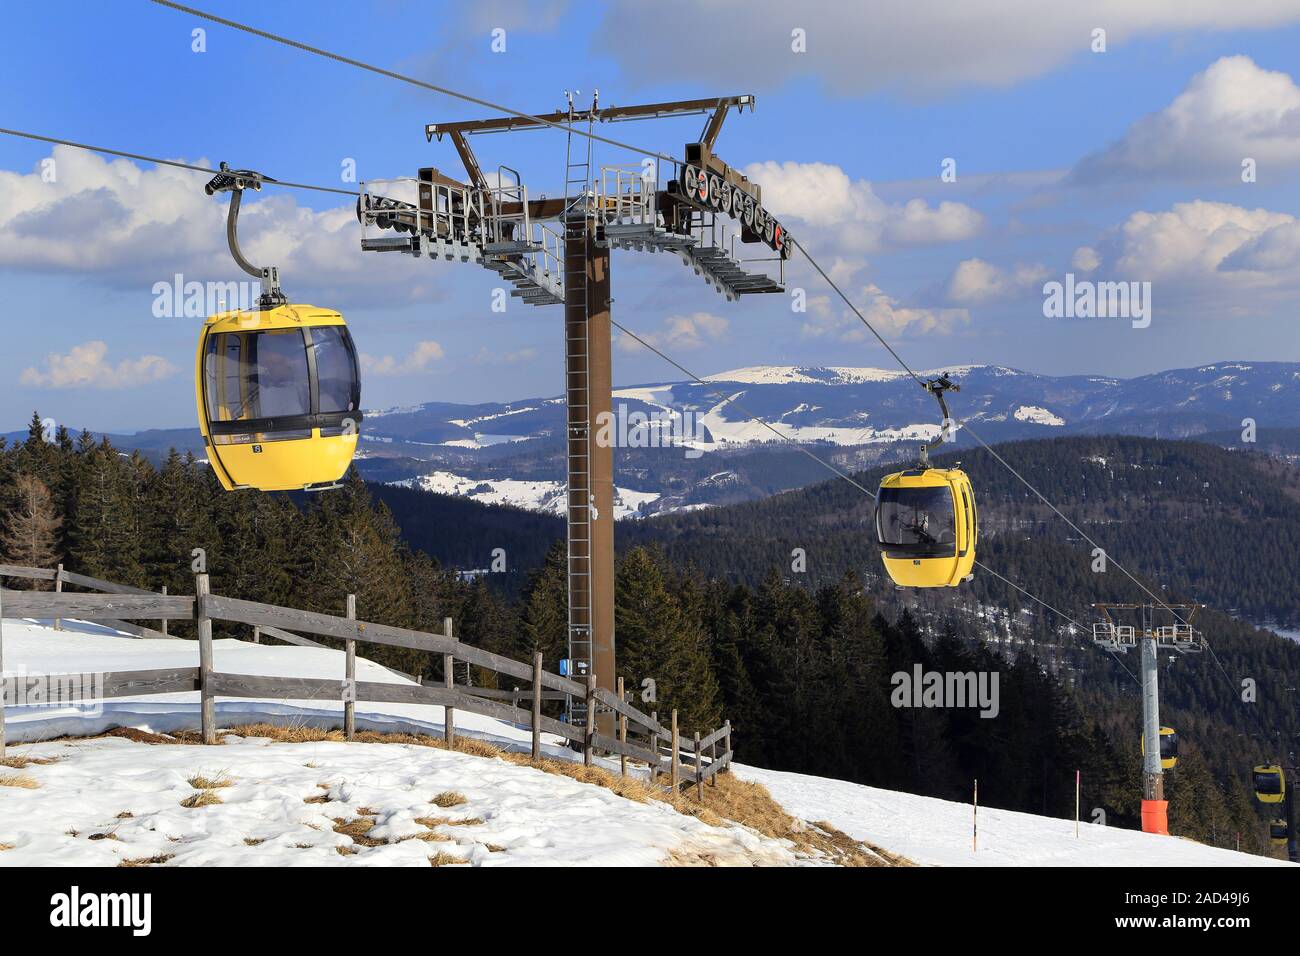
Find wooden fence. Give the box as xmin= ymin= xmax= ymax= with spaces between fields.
xmin=0 ymin=565 xmax=732 ymax=796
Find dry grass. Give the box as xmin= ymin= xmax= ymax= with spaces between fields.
xmin=428 ymin=850 xmax=468 ymax=866
xmin=431 ymin=791 xmax=468 ymax=808
xmin=0 ymin=843 xmax=14 ymax=852
xmin=115 ymin=811 xmax=134 ymax=820
xmin=303 ymin=793 xmax=330 ymax=804
xmin=486 ymin=844 xmax=506 ymax=853
xmin=118 ymin=854 xmax=174 ymax=867
xmin=180 ymin=789 xmax=223 ymax=809
xmin=243 ymin=837 xmax=264 ymax=846
xmin=187 ymin=772 xmax=233 ymax=790
xmin=88 ymin=832 xmax=121 ymax=842
xmin=331 ymin=817 xmax=384 ymax=848
xmin=0 ymin=755 xmax=58 ymax=770
xmin=0 ymin=773 xmax=39 ymax=789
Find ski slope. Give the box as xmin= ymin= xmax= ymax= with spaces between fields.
xmin=1 ymin=619 xmax=1290 ymax=867
xmin=733 ymin=766 xmax=1291 ymax=868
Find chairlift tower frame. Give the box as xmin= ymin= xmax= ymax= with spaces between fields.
xmin=1091 ymin=602 xmax=1205 ymax=834
xmin=356 ymin=93 xmax=791 ymax=732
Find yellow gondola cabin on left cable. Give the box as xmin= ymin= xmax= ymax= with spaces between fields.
xmin=196 ymin=304 xmax=361 ymax=492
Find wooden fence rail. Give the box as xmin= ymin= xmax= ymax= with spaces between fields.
xmin=0 ymin=565 xmax=734 ymax=791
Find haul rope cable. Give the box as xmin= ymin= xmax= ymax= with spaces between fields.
xmin=144 ymin=1 xmax=1201 ymax=632
xmin=0 ymin=127 xmax=357 ymax=196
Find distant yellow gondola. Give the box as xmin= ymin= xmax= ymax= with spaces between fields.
xmin=875 ymin=374 xmax=977 ymax=588
xmin=197 ymin=163 xmax=362 ymax=492
xmin=1269 ymin=818 xmax=1289 ymax=846
xmin=1140 ymin=726 xmax=1179 ymax=770
xmin=1253 ymin=764 xmax=1286 ymax=804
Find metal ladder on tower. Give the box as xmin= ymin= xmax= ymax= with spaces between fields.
xmin=563 ymin=91 xmax=596 ymax=728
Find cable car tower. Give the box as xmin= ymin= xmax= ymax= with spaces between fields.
xmin=356 ymin=93 xmax=790 ymax=731
xmin=1091 ymin=603 xmax=1206 ymax=834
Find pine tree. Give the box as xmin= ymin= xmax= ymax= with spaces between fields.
xmin=0 ymin=472 xmax=63 ymax=585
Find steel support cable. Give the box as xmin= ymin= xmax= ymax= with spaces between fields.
xmin=0 ymin=126 xmax=356 ymax=195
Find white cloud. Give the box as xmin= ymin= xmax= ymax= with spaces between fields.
xmin=360 ymin=340 xmax=445 ymax=376
xmin=19 ymin=341 xmax=177 ymax=389
xmin=743 ymin=161 xmax=983 ymax=253
xmin=947 ymin=258 xmax=1048 ymax=304
xmin=1071 ymin=246 xmax=1101 ymax=273
xmin=802 ymin=284 xmax=969 ymax=340
xmin=595 ymin=2 xmax=1300 ymax=97
xmin=1113 ymin=201 xmax=1295 ymax=279
xmin=616 ymin=312 xmax=729 ymax=353
xmin=0 ymin=146 xmax=439 ymax=307
xmin=1072 ymin=56 xmax=1300 ymax=184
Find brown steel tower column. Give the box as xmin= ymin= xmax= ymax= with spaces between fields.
xmin=564 ymin=218 xmax=615 ymax=734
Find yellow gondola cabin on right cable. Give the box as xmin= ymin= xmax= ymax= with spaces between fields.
xmin=1253 ymin=764 xmax=1286 ymax=804
xmin=875 ymin=374 xmax=977 ymax=588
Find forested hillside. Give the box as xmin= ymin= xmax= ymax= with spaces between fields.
xmin=0 ymin=415 xmax=1290 ymax=857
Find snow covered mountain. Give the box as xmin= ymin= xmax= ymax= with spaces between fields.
xmin=355 ymin=360 xmax=1300 ymax=517
xmin=359 ymin=360 xmax=1297 ymax=458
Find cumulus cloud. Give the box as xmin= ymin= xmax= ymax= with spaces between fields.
xmin=1072 ymin=56 xmax=1300 ymax=184
xmin=1071 ymin=246 xmax=1101 ymax=273
xmin=743 ymin=161 xmax=982 ymax=254
xmin=947 ymin=258 xmax=1048 ymax=304
xmin=594 ymin=2 xmax=1300 ymax=97
xmin=1066 ymin=200 xmax=1300 ymax=319
xmin=20 ymin=341 xmax=177 ymax=389
xmin=802 ymin=284 xmax=968 ymax=340
xmin=360 ymin=340 xmax=445 ymax=376
xmin=0 ymin=146 xmax=439 ymax=307
xmin=616 ymin=312 xmax=729 ymax=353
xmin=1112 ymin=201 xmax=1295 ymax=279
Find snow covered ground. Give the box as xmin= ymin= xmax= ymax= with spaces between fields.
xmin=0 ymin=735 xmax=793 ymax=867
xmin=0 ymin=619 xmax=794 ymax=866
xmin=1 ymin=619 xmax=1291 ymax=867
xmin=733 ymin=765 xmax=1291 ymax=868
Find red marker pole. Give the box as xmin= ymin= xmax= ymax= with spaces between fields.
xmin=973 ymin=778 xmax=978 ymax=853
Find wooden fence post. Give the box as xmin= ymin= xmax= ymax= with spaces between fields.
xmin=694 ymin=731 xmax=704 ymax=801
xmin=443 ymin=616 xmax=455 ymax=749
xmin=617 ymin=676 xmax=627 ymax=778
xmin=722 ymin=720 xmax=731 ymax=775
xmin=670 ymin=710 xmax=679 ymax=792
xmin=344 ymin=594 xmax=356 ymax=740
xmin=584 ymin=674 xmax=596 ymax=767
xmin=54 ymin=563 xmax=63 ymax=632
xmin=159 ymin=584 xmax=168 ymax=637
xmin=195 ymin=573 xmax=215 ymax=744
xmin=649 ymin=711 xmax=658 ymax=782
xmin=710 ymin=737 xmax=718 ymax=788
xmin=531 ymin=651 xmax=542 ymax=761
xmin=251 ymin=625 xmax=260 ymax=644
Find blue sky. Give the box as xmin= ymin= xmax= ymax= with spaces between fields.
xmin=3 ymin=1 xmax=1300 ymax=430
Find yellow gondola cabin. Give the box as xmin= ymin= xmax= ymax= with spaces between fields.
xmin=875 ymin=467 xmax=977 ymax=588
xmin=197 ymin=305 xmax=361 ymax=492
xmin=1141 ymin=726 xmax=1179 ymax=770
xmin=1253 ymin=764 xmax=1286 ymax=804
